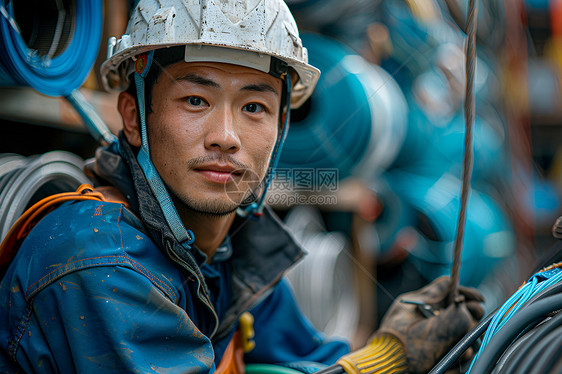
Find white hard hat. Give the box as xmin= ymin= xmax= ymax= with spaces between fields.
xmin=100 ymin=0 xmax=320 ymax=108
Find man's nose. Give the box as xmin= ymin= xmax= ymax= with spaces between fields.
xmin=204 ymin=105 xmax=242 ymax=153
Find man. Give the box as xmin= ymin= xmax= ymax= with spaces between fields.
xmin=0 ymin=1 xmax=483 ymax=373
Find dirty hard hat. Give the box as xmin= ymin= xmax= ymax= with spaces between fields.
xmin=100 ymin=0 xmax=320 ymax=108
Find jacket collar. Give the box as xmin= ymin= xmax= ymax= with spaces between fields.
xmin=86 ymin=133 xmax=305 ymax=323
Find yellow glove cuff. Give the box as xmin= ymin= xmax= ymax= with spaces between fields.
xmin=337 ymin=333 xmax=408 ymax=374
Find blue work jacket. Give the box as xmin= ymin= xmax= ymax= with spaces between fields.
xmin=0 ymin=135 xmax=350 ymax=373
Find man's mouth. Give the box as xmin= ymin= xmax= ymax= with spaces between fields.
xmin=194 ymin=164 xmax=243 ymax=184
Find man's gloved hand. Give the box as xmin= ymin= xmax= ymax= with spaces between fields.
xmin=336 ymin=276 xmax=484 ymax=374
xmin=376 ymin=276 xmax=484 ymax=373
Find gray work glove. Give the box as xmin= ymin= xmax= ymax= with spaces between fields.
xmin=376 ymin=276 xmax=485 ymax=373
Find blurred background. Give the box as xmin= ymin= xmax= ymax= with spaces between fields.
xmin=1 ymin=0 xmax=562 ymax=349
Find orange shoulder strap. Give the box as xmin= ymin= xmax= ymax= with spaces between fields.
xmin=0 ymin=184 xmax=129 ymax=277
xmin=215 ymin=312 xmax=256 ymax=374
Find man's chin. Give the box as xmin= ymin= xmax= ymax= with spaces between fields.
xmin=171 ymin=189 xmax=257 ymax=217
xmin=183 ymin=198 xmax=240 ymax=217
xmin=189 ymin=204 xmax=238 ymax=217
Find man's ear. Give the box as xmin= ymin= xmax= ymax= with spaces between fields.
xmin=118 ymin=91 xmax=142 ymax=147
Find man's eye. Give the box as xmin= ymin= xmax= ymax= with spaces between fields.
xmin=243 ymin=103 xmax=264 ymax=113
xmin=186 ymin=96 xmax=204 ymax=106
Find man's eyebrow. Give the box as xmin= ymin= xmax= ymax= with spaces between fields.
xmin=241 ymin=83 xmax=279 ymax=96
xmin=174 ymin=73 xmax=278 ymax=95
xmin=175 ymin=73 xmax=220 ymax=88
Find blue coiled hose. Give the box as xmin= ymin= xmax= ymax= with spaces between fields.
xmin=0 ymin=0 xmax=102 ymax=97
xmin=280 ymin=33 xmax=406 ymax=182
xmin=0 ymin=0 xmax=115 ymax=144
xmin=385 ymin=170 xmax=515 ymax=286
xmin=280 ymin=33 xmax=371 ymax=180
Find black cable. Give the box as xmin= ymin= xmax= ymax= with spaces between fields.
xmin=522 ymin=324 xmax=562 ymax=374
xmin=492 ymin=322 xmax=541 ymax=373
xmin=497 ymin=313 xmax=562 ymax=373
xmin=493 ymin=277 xmax=562 ymax=372
xmin=535 ymin=332 xmax=562 ymax=374
xmin=469 ymin=294 xmax=562 ymax=374
xmin=429 ymin=310 xmax=496 ymax=374
xmin=549 ymin=356 xmax=562 ymax=374
xmin=333 ymin=273 xmax=562 ymax=374
xmin=431 ymin=267 xmax=562 ymax=373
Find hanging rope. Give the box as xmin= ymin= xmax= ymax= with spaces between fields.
xmin=448 ymin=0 xmax=478 ymax=303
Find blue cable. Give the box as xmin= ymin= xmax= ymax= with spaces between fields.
xmin=0 ymin=0 xmax=102 ymax=97
xmin=467 ymin=267 xmax=562 ymax=373
xmin=65 ymin=89 xmax=118 ymax=145
xmin=279 ymin=33 xmax=373 ymax=181
xmin=0 ymin=1 xmax=115 ymax=146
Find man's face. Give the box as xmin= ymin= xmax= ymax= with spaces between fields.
xmin=147 ymin=61 xmax=282 ymax=216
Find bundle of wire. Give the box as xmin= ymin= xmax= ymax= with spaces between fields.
xmin=0 ymin=0 xmax=102 ymax=97
xmin=0 ymin=151 xmax=92 ymax=241
xmin=0 ymin=1 xmax=115 ymax=145
xmin=430 ymin=263 xmax=562 ymax=374
xmin=466 ymin=265 xmax=562 ymax=373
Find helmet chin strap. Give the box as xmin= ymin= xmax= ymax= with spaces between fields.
xmin=134 ymin=51 xmax=195 ymax=250
xmin=237 ymin=74 xmax=292 ymax=219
